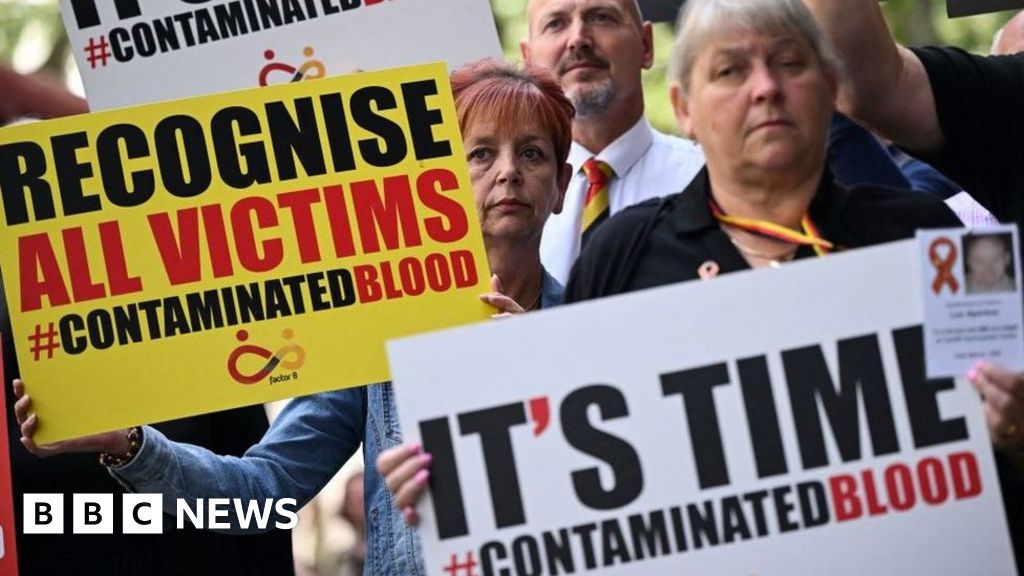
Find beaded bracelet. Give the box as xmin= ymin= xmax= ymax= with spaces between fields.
xmin=98 ymin=426 xmax=142 ymax=468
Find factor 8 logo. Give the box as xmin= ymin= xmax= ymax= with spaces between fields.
xmin=258 ymin=46 xmax=326 ymax=86
xmin=227 ymin=329 xmax=306 ymax=385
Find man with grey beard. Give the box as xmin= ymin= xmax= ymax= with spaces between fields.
xmin=522 ymin=0 xmax=704 ymax=283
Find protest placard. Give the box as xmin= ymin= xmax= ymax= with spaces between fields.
xmin=0 ymin=62 xmax=491 ymax=443
xmin=60 ymin=0 xmax=503 ymax=110
xmin=0 ymin=334 xmax=18 ymax=575
xmin=389 ymin=240 xmax=1016 ymax=575
xmin=947 ymin=0 xmax=1024 ymax=17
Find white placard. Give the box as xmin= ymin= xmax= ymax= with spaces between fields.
xmin=918 ymin=226 xmax=1024 ymax=378
xmin=947 ymin=0 xmax=1024 ymax=17
xmin=59 ymin=0 xmax=502 ymax=110
xmin=389 ymin=240 xmax=1016 ymax=575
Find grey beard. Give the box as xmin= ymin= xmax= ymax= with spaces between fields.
xmin=568 ymin=81 xmax=616 ymax=118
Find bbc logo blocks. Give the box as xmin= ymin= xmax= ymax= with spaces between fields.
xmin=123 ymin=494 xmax=163 ymax=534
xmin=23 ymin=493 xmax=163 ymax=534
xmin=23 ymin=494 xmax=63 ymax=534
xmin=73 ymin=494 xmax=113 ymax=534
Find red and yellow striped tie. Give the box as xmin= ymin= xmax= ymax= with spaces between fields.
xmin=581 ymin=158 xmax=613 ymax=246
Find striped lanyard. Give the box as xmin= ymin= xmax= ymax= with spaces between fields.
xmin=708 ymin=197 xmax=834 ymax=257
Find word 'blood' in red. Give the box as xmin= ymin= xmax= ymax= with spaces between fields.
xmin=829 ymin=451 xmax=981 ymax=522
xmin=353 ymin=250 xmax=478 ymax=303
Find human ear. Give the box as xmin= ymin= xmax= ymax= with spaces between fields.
xmin=670 ymin=83 xmax=695 ymax=140
xmin=641 ymin=22 xmax=654 ymax=70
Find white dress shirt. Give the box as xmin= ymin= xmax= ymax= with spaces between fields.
xmin=540 ymin=117 xmax=705 ymax=284
xmin=944 ymin=191 xmax=999 ymax=228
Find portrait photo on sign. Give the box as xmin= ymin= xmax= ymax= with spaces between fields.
xmin=963 ymin=232 xmax=1017 ymax=295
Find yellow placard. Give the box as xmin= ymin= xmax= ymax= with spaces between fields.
xmin=0 ymin=62 xmax=491 ymax=443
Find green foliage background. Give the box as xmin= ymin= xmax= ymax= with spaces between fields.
xmin=0 ymin=0 xmax=1018 ymax=133
xmin=491 ymin=0 xmax=1018 ymax=134
xmin=0 ymin=0 xmax=67 ymax=71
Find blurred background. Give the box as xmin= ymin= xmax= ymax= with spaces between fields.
xmin=1 ymin=0 xmax=1018 ymax=134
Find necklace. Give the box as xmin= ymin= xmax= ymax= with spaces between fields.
xmin=708 ymin=197 xmax=833 ymax=256
xmin=727 ymin=234 xmax=798 ymax=268
xmin=522 ymin=292 xmax=542 ymax=312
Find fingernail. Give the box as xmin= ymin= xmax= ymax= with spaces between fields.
xmin=967 ymin=369 xmax=979 ymax=381
xmin=403 ymin=507 xmax=416 ymax=523
xmin=407 ymin=442 xmax=422 ymax=455
xmin=415 ymin=469 xmax=430 ymax=484
xmin=420 ymin=453 xmax=433 ymax=465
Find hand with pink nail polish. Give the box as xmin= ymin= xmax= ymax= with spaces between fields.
xmin=376 ymin=442 xmax=434 ymax=525
xmin=966 ymin=361 xmax=1024 ymax=452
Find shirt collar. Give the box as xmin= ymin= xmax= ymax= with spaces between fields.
xmin=568 ymin=116 xmax=654 ymax=177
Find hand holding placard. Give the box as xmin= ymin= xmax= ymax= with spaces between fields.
xmin=966 ymin=362 xmax=1024 ymax=451
xmin=12 ymin=379 xmax=130 ymax=458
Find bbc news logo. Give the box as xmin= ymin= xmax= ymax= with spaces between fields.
xmin=22 ymin=494 xmax=297 ymax=534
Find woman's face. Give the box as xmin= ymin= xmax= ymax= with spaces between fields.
xmin=967 ymin=237 xmax=1011 ymax=290
xmin=463 ymin=117 xmax=567 ymax=243
xmin=671 ymin=29 xmax=836 ymax=181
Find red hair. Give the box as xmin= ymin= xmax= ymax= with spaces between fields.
xmin=450 ymin=59 xmax=575 ymax=179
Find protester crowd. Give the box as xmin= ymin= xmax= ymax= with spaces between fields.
xmin=7 ymin=0 xmax=1024 ymax=574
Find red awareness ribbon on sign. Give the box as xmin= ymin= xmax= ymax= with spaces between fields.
xmin=929 ymin=237 xmax=960 ymax=295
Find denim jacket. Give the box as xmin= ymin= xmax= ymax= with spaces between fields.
xmin=110 ymin=271 xmax=564 ymax=576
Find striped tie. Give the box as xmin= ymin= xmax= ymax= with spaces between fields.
xmin=581 ymin=158 xmax=613 ymax=247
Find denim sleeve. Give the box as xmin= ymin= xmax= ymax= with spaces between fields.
xmin=108 ymin=388 xmax=366 ymax=532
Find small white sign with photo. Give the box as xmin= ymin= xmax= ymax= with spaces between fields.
xmin=918 ymin=225 xmax=1024 ymax=379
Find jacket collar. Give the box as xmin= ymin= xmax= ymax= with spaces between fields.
xmin=668 ymin=168 xmax=847 ymax=273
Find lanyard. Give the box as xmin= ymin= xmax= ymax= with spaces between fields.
xmin=708 ymin=197 xmax=833 ymax=257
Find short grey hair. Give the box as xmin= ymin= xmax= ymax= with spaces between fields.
xmin=669 ymin=0 xmax=842 ymax=93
